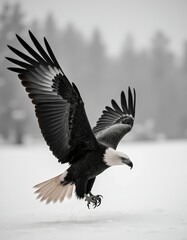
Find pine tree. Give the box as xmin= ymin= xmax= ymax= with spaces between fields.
xmin=0 ymin=3 xmax=25 ymax=142
xmin=150 ymin=31 xmax=178 ymax=138
xmin=179 ymin=41 xmax=187 ymax=137
xmin=85 ymin=28 xmax=107 ymax=125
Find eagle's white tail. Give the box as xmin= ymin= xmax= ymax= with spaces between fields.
xmin=33 ymin=171 xmax=74 ymax=204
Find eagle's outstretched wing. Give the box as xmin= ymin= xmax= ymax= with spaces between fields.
xmin=6 ymin=31 xmax=98 ymax=164
xmin=93 ymin=87 xmax=136 ymax=149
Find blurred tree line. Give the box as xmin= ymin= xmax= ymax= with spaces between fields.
xmin=0 ymin=3 xmax=187 ymax=143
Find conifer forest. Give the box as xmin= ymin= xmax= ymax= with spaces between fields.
xmin=0 ymin=3 xmax=187 ymax=143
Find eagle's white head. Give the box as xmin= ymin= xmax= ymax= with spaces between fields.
xmin=103 ymin=147 xmax=133 ymax=169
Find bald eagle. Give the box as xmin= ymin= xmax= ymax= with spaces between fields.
xmin=6 ymin=31 xmax=136 ymax=208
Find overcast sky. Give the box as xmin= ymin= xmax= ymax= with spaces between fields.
xmin=2 ymin=0 xmax=187 ymax=56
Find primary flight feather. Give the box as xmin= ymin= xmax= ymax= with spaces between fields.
xmin=6 ymin=31 xmax=136 ymax=208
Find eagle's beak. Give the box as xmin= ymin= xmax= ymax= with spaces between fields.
xmin=121 ymin=157 xmax=133 ymax=169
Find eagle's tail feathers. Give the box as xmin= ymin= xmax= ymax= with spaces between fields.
xmin=66 ymin=184 xmax=74 ymax=199
xmin=33 ymin=172 xmax=74 ymax=204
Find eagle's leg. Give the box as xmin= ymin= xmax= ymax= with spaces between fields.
xmin=84 ymin=192 xmax=103 ymax=209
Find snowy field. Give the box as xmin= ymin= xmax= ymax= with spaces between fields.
xmin=0 ymin=140 xmax=187 ymax=240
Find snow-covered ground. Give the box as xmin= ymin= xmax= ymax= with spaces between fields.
xmin=0 ymin=140 xmax=187 ymax=240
